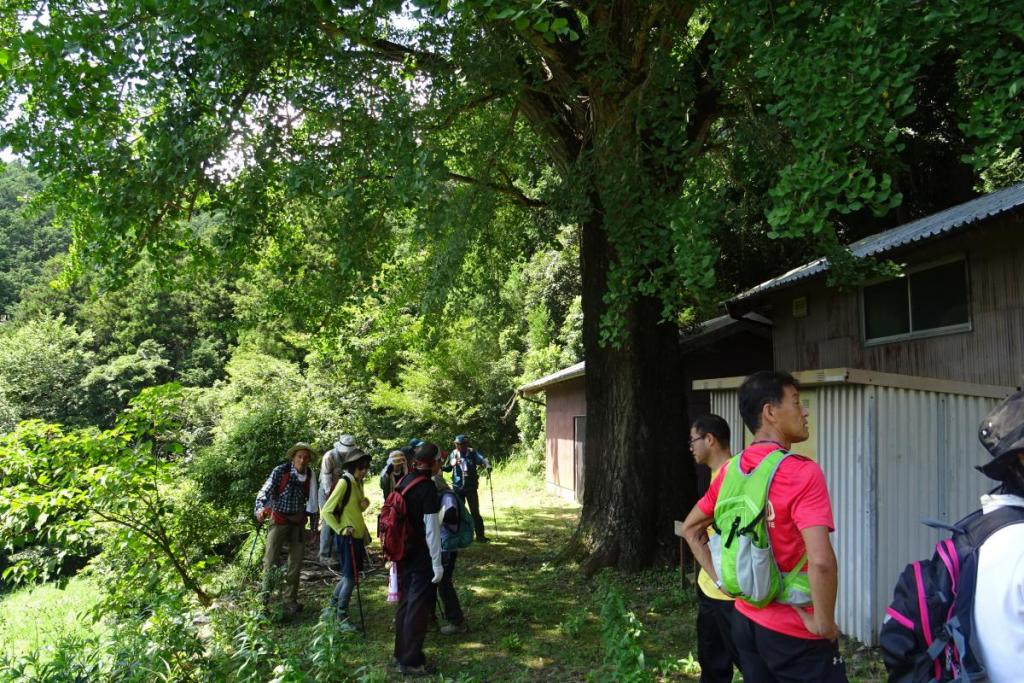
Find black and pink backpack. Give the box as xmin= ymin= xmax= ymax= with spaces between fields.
xmin=879 ymin=505 xmax=1024 ymax=682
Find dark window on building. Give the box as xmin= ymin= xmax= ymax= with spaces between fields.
xmin=863 ymin=258 xmax=970 ymax=343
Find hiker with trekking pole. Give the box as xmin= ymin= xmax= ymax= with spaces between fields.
xmin=321 ymin=447 xmax=372 ymax=633
xmin=443 ymin=435 xmax=492 ymax=542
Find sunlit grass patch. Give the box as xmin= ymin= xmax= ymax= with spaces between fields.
xmin=0 ymin=576 xmax=106 ymax=661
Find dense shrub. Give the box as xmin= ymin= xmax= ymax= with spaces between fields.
xmin=0 ymin=316 xmax=95 ymax=425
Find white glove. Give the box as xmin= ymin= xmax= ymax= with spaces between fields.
xmin=424 ymin=512 xmax=443 ymax=584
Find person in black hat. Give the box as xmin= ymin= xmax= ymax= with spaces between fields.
xmin=443 ymin=435 xmax=491 ymax=542
xmin=391 ymin=443 xmax=444 ymax=677
xmin=969 ymin=389 xmax=1024 ymax=682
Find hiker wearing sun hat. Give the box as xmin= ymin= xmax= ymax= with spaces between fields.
xmin=318 ymin=434 xmax=357 ymax=565
xmin=968 ymin=389 xmax=1024 ymax=681
xmin=254 ymin=442 xmax=320 ymax=614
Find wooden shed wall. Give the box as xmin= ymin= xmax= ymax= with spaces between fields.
xmin=544 ymin=377 xmax=586 ymax=499
xmin=768 ymin=214 xmax=1024 ymax=386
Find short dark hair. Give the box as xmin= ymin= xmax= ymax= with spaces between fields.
xmin=691 ymin=414 xmax=731 ymax=447
xmin=343 ymin=454 xmax=372 ymax=474
xmin=998 ymin=459 xmax=1024 ymax=497
xmin=739 ymin=370 xmax=799 ymax=434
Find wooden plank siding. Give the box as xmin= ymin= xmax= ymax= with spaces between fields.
xmin=543 ymin=376 xmax=587 ymax=499
xmin=768 ymin=213 xmax=1024 ymax=387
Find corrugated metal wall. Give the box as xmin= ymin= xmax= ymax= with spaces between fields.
xmin=816 ymin=385 xmax=875 ymax=644
xmin=873 ymin=387 xmax=996 ymax=638
xmin=709 ymin=391 xmax=744 ymax=455
xmin=708 ymin=383 xmax=998 ymax=645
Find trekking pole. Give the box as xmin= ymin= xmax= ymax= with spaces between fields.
xmin=487 ymin=468 xmax=498 ymax=535
xmin=240 ymin=522 xmax=266 ymax=589
xmin=350 ymin=542 xmax=366 ymax=637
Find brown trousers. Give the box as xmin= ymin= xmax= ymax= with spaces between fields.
xmin=262 ymin=520 xmax=304 ymax=601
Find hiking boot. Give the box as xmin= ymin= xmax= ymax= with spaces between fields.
xmin=338 ymin=618 xmax=359 ymax=633
xmin=476 ymin=536 xmax=490 ymax=543
xmin=398 ymin=663 xmax=437 ymax=677
xmin=440 ymin=621 xmax=468 ymax=635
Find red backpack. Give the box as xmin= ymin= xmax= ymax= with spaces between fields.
xmin=377 ymin=475 xmax=429 ymax=561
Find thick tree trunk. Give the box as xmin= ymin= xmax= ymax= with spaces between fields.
xmin=572 ymin=203 xmax=697 ymax=573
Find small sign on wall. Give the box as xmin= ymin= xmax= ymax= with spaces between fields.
xmin=792 ymin=296 xmax=808 ymax=319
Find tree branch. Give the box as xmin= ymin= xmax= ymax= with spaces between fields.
xmin=446 ymin=171 xmax=547 ymax=209
xmin=319 ymin=21 xmax=454 ymax=74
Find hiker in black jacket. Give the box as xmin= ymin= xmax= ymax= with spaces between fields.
xmin=391 ymin=444 xmax=444 ymax=677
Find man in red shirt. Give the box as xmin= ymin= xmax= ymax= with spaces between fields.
xmin=682 ymin=371 xmax=847 ymax=682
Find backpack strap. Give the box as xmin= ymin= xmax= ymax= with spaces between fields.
xmin=332 ymin=475 xmax=355 ymax=523
xmin=398 ymin=475 xmax=429 ymax=496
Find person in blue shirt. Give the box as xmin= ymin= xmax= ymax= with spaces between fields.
xmin=443 ymin=435 xmax=491 ymax=542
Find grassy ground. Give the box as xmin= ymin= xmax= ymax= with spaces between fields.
xmin=245 ymin=461 xmax=888 ymax=682
xmin=0 ymin=576 xmax=106 ymax=661
xmin=0 ymin=462 xmax=888 ymax=681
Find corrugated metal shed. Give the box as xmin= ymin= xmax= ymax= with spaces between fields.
xmin=695 ymin=369 xmax=1014 ymax=644
xmin=730 ymin=183 xmax=1024 ymax=305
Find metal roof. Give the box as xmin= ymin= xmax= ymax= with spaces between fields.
xmin=517 ymin=313 xmax=772 ymax=395
xmin=518 ymin=360 xmax=585 ymax=395
xmin=731 ymin=183 xmax=1024 ymax=304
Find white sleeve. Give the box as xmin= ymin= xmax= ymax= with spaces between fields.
xmin=423 ymin=512 xmax=442 ymax=565
xmin=319 ymin=452 xmax=334 ymax=492
xmin=307 ymin=468 xmax=319 ymax=513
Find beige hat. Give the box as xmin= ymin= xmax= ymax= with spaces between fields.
xmin=287 ymin=442 xmax=318 ymax=459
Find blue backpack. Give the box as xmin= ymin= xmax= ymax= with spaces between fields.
xmin=879 ymin=505 xmax=1024 ymax=682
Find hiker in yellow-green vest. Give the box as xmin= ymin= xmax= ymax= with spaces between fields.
xmin=689 ymin=414 xmax=741 ymax=683
xmin=682 ymin=371 xmax=847 ymax=683
xmin=322 ymin=448 xmax=372 ymax=632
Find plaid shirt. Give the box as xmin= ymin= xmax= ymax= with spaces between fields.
xmin=254 ymin=463 xmax=318 ymax=522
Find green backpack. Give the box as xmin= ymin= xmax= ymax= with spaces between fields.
xmin=708 ymin=449 xmax=811 ymax=608
xmin=441 ymin=490 xmax=474 ymax=552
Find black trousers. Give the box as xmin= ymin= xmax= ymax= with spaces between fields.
xmin=438 ymin=551 xmax=464 ymax=625
xmin=460 ymin=488 xmax=486 ymax=539
xmin=696 ymin=588 xmax=740 ymax=683
xmin=731 ymin=611 xmax=848 ymax=683
xmin=393 ymin=566 xmax=436 ymax=667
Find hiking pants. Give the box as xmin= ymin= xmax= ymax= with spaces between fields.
xmin=318 ymin=487 xmax=334 ymax=560
xmin=393 ymin=566 xmax=436 ymax=667
xmin=696 ymin=587 xmax=740 ymax=683
xmin=332 ymin=535 xmax=366 ymax=614
xmin=262 ymin=520 xmax=304 ymax=601
xmin=460 ymin=488 xmax=486 ymax=540
xmin=438 ymin=551 xmax=464 ymax=625
xmin=731 ymin=611 xmax=848 ymax=683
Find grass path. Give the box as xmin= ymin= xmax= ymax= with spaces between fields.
xmin=254 ymin=462 xmax=886 ymax=682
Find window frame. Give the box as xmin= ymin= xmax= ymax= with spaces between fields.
xmin=860 ymin=253 xmax=973 ymax=346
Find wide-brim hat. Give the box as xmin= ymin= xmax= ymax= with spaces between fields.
xmin=977 ymin=389 xmax=1024 ymax=479
xmin=287 ymin=442 xmax=318 ymax=459
xmin=453 ymin=434 xmax=468 ymax=444
xmin=341 ymin=447 xmax=369 ymax=466
xmin=334 ymin=434 xmax=356 ymax=452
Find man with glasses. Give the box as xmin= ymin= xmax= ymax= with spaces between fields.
xmin=689 ymin=414 xmax=741 ymax=683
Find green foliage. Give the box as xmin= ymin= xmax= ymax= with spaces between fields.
xmin=189 ymin=351 xmax=326 ymax=519
xmin=79 ymin=339 xmax=173 ymax=427
xmin=0 ymin=162 xmax=66 ymax=317
xmin=589 ymin=582 xmax=653 ymax=683
xmin=0 ymin=316 xmax=94 ymax=425
xmin=0 ymin=385 xmax=226 ymax=607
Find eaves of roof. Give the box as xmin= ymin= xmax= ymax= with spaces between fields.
xmin=729 ymin=183 xmax=1024 ymax=308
